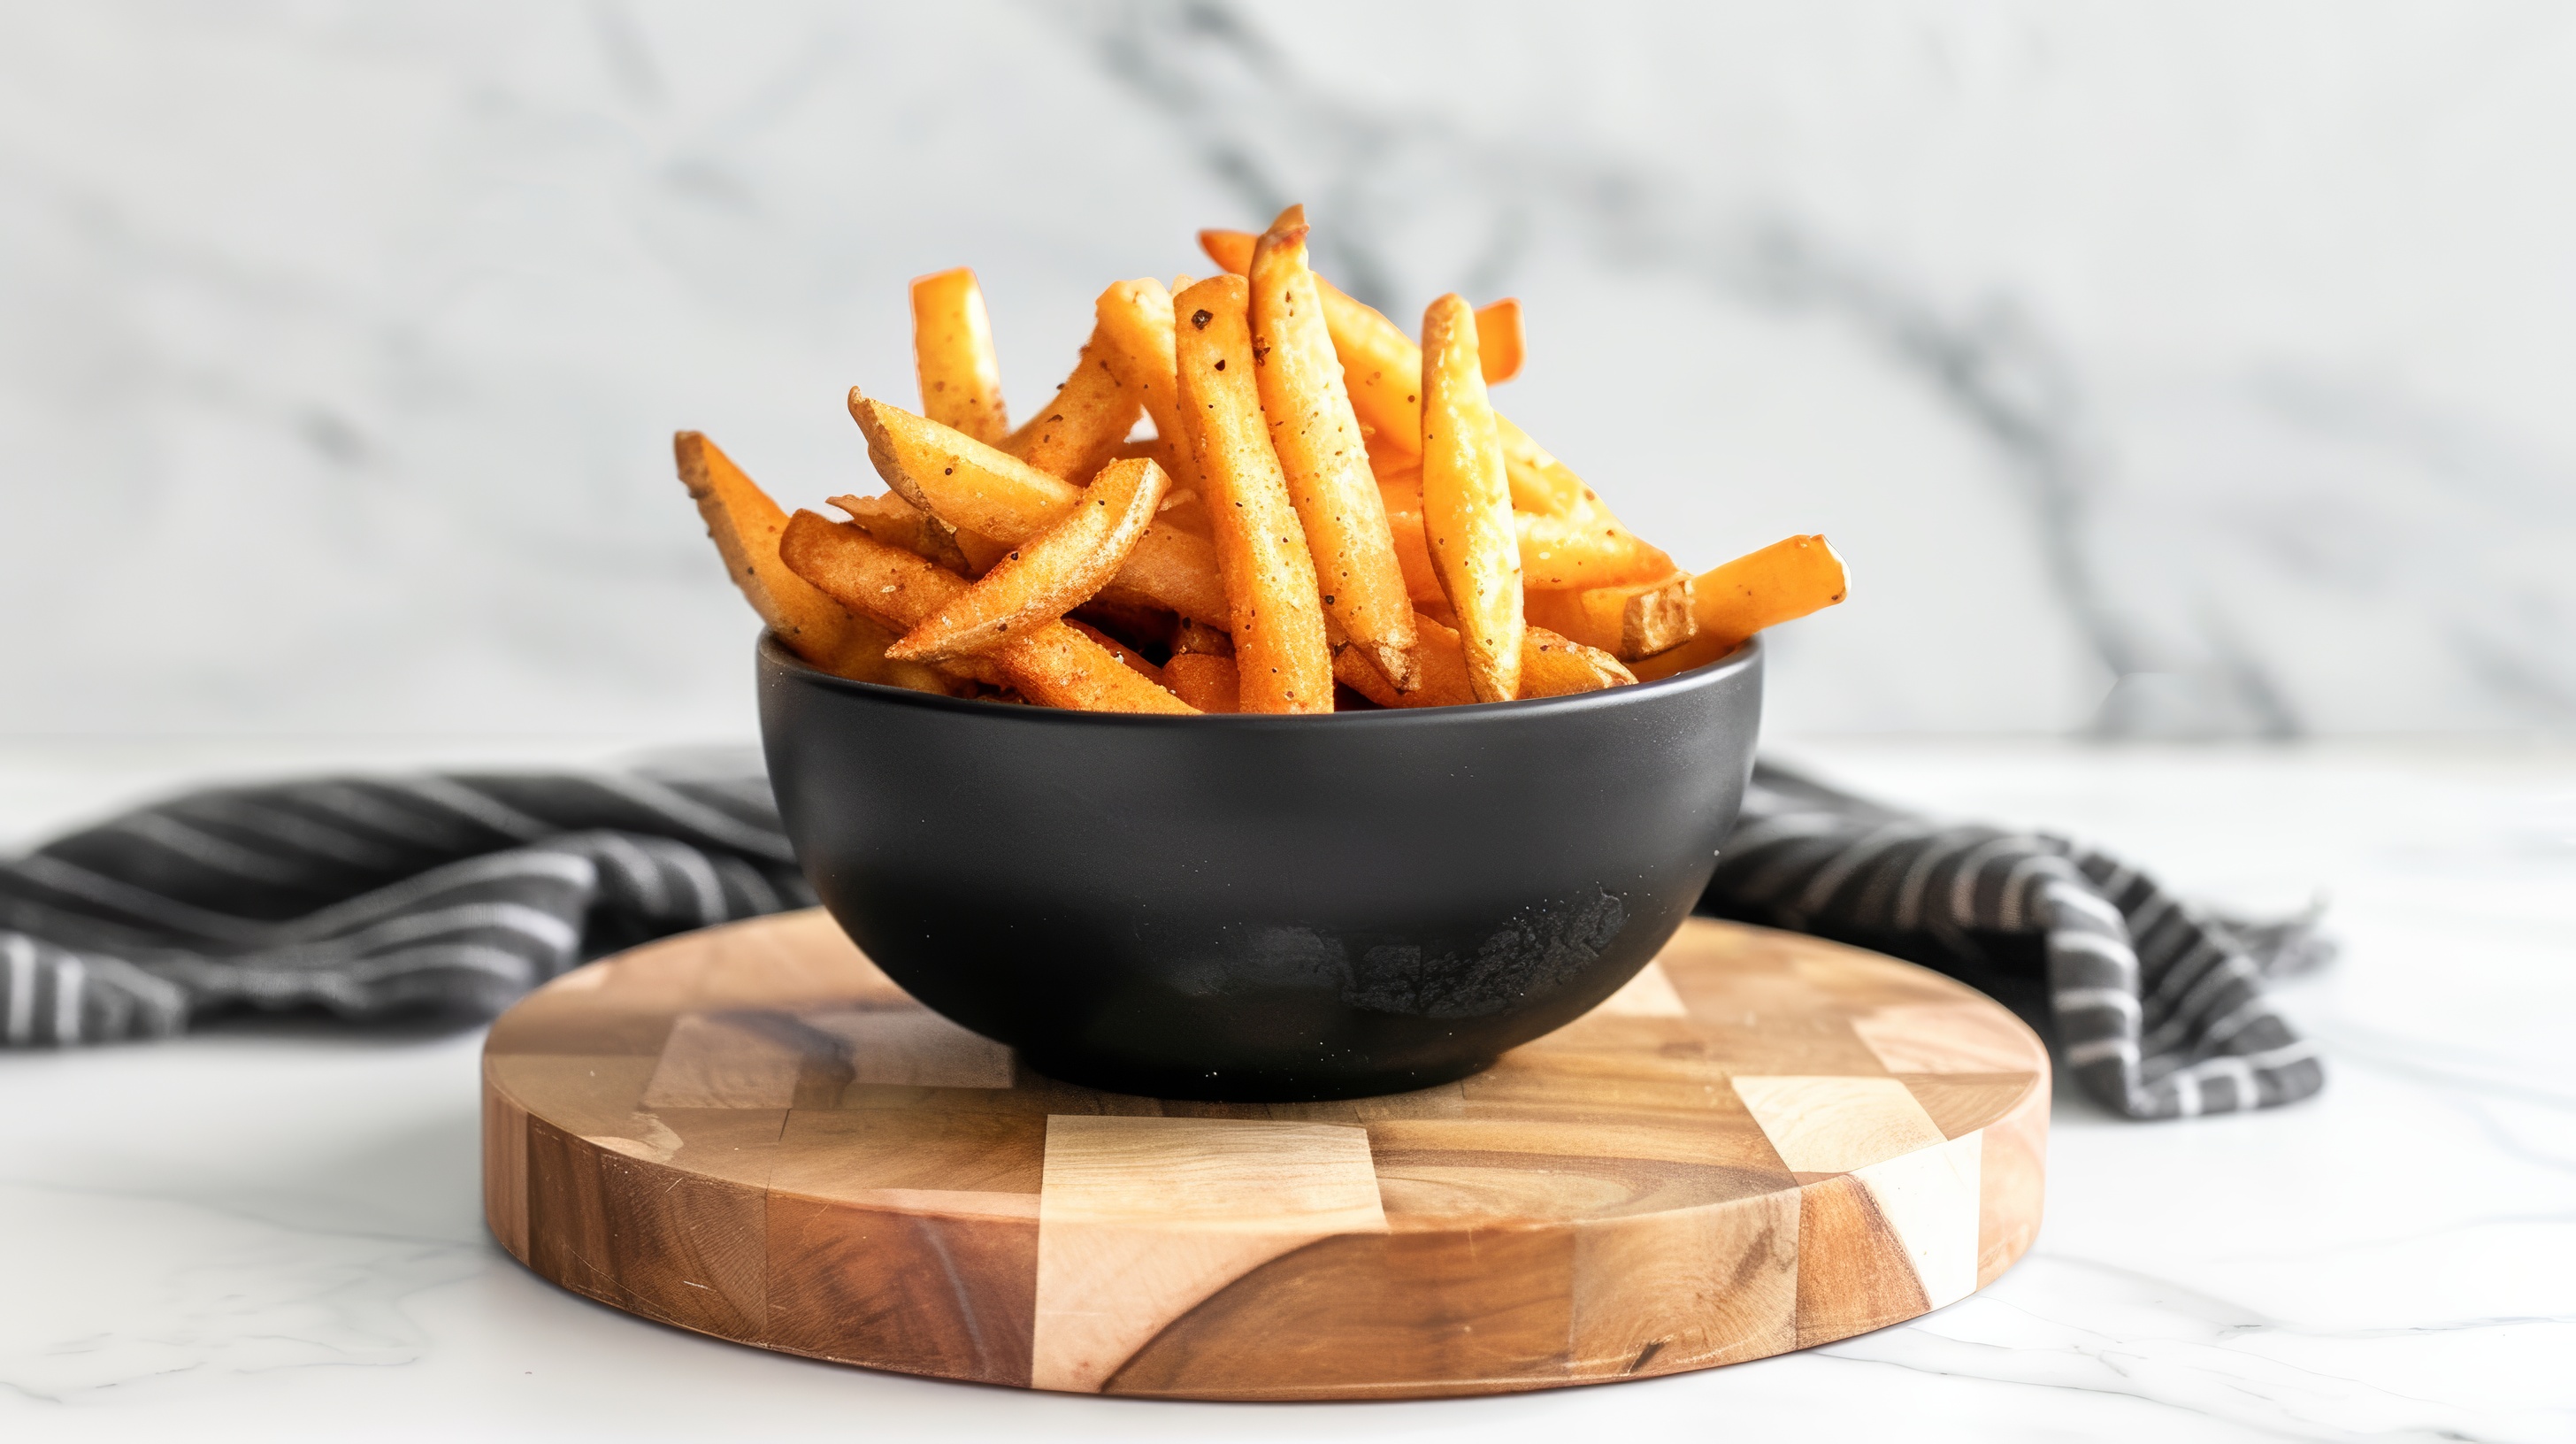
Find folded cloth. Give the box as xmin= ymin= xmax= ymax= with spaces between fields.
xmin=0 ymin=767 xmax=809 ymax=1046
xmin=1697 ymin=762 xmax=2327 ymax=1119
xmin=1 ymin=758 xmax=2328 ymax=1120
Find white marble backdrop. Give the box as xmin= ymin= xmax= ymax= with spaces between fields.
xmin=3 ymin=1 xmax=2572 ymax=739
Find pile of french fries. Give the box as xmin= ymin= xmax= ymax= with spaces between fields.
xmin=679 ymin=207 xmax=1848 ymax=716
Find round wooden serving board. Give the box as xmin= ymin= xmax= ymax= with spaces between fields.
xmin=484 ymin=911 xmax=2048 ymax=1400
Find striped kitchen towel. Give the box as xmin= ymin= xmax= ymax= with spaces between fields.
xmin=1 ymin=757 xmax=2326 ymax=1119
xmin=0 ymin=764 xmax=809 ymax=1048
xmin=1698 ymin=762 xmax=2327 ymax=1119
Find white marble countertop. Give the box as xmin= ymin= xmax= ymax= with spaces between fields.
xmin=4 ymin=737 xmax=2572 ymax=1442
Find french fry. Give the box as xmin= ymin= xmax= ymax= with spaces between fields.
xmin=1092 ymin=278 xmax=1202 ymax=493
xmin=1476 ymin=297 xmax=1524 ymax=384
xmin=1248 ymin=205 xmax=1420 ymax=691
xmin=1419 ymin=293 xmax=1523 ymax=703
xmin=888 ymin=457 xmax=1171 ymax=663
xmin=831 ymin=490 xmax=952 ymax=562
xmin=1523 ymin=572 xmax=1698 ymax=661
xmin=1001 ymin=325 xmax=1139 ymax=483
xmin=911 ymin=267 xmax=1009 ymax=446
xmin=673 ymin=432 xmax=970 ymax=695
xmin=1163 ymin=652 xmax=1241 ymax=713
xmin=846 ymin=392 xmax=1230 ymax=629
xmin=1629 ymin=534 xmax=1850 ymax=682
xmin=1202 ymin=229 xmax=1565 ymax=510
xmin=1334 ymin=613 xmax=1629 ymax=709
xmin=1173 ymin=618 xmax=1233 ymax=656
xmin=1065 ymin=618 xmax=1169 ymax=687
xmin=1155 ymin=488 xmax=1214 ymax=540
xmin=1514 ymin=499 xmax=1677 ymax=590
xmin=1200 ymin=229 xmax=1522 ymax=387
xmin=1374 ymin=468 xmax=1447 ymax=604
xmin=778 ymin=511 xmax=1193 ymax=715
xmin=1172 ymin=274 xmax=1335 ymax=714
xmin=1521 ymin=626 xmax=1638 ymax=697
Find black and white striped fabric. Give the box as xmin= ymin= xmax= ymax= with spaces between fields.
xmin=1698 ymin=763 xmax=2327 ymax=1119
xmin=1 ymin=757 xmax=2327 ymax=1120
xmin=0 ymin=766 xmax=809 ymax=1048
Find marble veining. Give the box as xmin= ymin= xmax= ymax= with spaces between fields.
xmin=2 ymin=4 xmax=2571 ymax=737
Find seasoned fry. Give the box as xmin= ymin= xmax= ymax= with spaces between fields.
xmin=1092 ymin=278 xmax=1202 ymax=493
xmin=1476 ymin=297 xmax=1524 ymax=385
xmin=831 ymin=490 xmax=953 ymax=563
xmin=1172 ymin=274 xmax=1335 ymax=714
xmin=1173 ymin=618 xmax=1234 ymax=656
xmin=1334 ymin=613 xmax=1629 ymax=708
xmin=910 ymin=267 xmax=1009 ymax=446
xmin=1064 ymin=618 xmax=1169 ymax=687
xmin=1630 ymin=534 xmax=1851 ymax=682
xmin=1002 ymin=324 xmax=1139 ymax=482
xmin=1524 ymin=572 xmax=1698 ymax=661
xmin=888 ymin=457 xmax=1171 ymax=663
xmin=778 ymin=511 xmax=1194 ymax=714
xmin=1514 ymin=499 xmax=1677 ymax=590
xmin=674 ymin=431 xmax=969 ymax=695
xmin=1164 ymin=652 xmax=1241 ymax=712
xmin=1200 ymin=228 xmax=1522 ymax=389
xmin=1203 ymin=230 xmax=1562 ymax=506
xmin=846 ymin=392 xmax=1230 ymax=628
xmin=1521 ymin=626 xmax=1638 ymax=697
xmin=1419 ymin=294 xmax=1523 ymax=703
xmin=1248 ymin=205 xmax=1420 ymax=691
xmin=1155 ymin=488 xmax=1214 ymax=540
xmin=1374 ymin=468 xmax=1447 ymax=604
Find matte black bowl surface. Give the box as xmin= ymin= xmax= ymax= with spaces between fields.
xmin=759 ymin=633 xmax=1762 ymax=1100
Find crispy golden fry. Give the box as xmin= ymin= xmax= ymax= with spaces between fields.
xmin=1334 ymin=612 xmax=1629 ymax=708
xmin=846 ymin=392 xmax=1230 ymax=628
xmin=1419 ymin=293 xmax=1523 ymax=703
xmin=673 ymin=431 xmax=970 ymax=695
xmin=778 ymin=511 xmax=1193 ymax=714
xmin=1173 ymin=617 xmax=1234 ymax=656
xmin=1374 ymin=469 xmax=1447 ymax=603
xmin=1523 ymin=572 xmax=1698 ymax=661
xmin=888 ymin=457 xmax=1171 ymax=663
xmin=1001 ymin=324 xmax=1139 ymax=482
xmin=1204 ymin=230 xmax=1562 ymax=503
xmin=1092 ymin=278 xmax=1202 ymax=493
xmin=831 ymin=490 xmax=949 ymax=561
xmin=1163 ymin=651 xmax=1241 ymax=712
xmin=1521 ymin=626 xmax=1638 ymax=697
xmin=1155 ymin=488 xmax=1214 ymax=540
xmin=1514 ymin=497 xmax=1678 ymax=590
xmin=1475 ymin=297 xmax=1525 ymax=384
xmin=1491 ymin=419 xmax=1589 ymax=515
xmin=1248 ymin=205 xmax=1420 ymax=691
xmin=1172 ymin=274 xmax=1335 ymax=714
xmin=911 ymin=267 xmax=1009 ymax=446
xmin=1065 ymin=618 xmax=1169 ymax=687
xmin=1630 ymin=534 xmax=1850 ymax=681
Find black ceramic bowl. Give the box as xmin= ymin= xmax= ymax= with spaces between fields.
xmin=758 ymin=633 xmax=1762 ymax=1100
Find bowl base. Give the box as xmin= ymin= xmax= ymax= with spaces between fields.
xmin=1014 ymin=1048 xmax=1499 ymax=1103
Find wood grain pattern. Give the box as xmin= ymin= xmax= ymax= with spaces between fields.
xmin=487 ymin=912 xmax=2047 ymax=1399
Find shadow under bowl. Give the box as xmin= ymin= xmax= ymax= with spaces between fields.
xmin=758 ymin=633 xmax=1762 ymax=1101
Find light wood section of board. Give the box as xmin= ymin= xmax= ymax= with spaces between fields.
xmin=486 ymin=912 xmax=2048 ymax=1400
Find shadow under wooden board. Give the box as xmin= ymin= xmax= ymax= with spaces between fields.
xmin=484 ymin=911 xmax=2048 ymax=1401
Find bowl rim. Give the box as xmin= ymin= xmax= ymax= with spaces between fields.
xmin=759 ymin=630 xmax=1760 ymax=731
